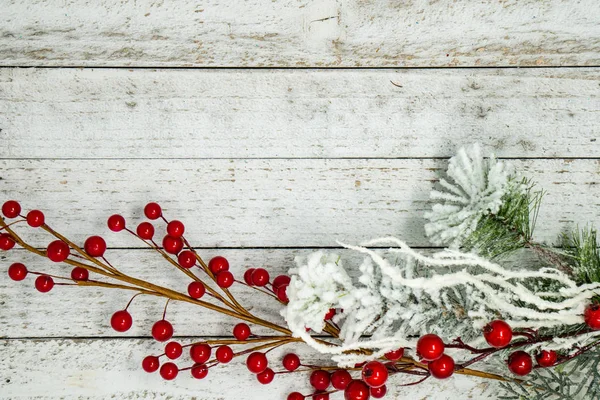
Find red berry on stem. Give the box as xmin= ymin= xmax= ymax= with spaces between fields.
xmin=310 ymin=370 xmax=330 ymax=391
xmin=243 ymin=268 xmax=255 ymax=285
xmin=187 ymin=281 xmax=206 ymax=299
xmin=71 ymin=267 xmax=89 ymax=281
xmin=144 ymin=202 xmax=162 ymax=220
xmin=216 ymin=345 xmax=234 ymax=363
xmin=584 ymin=303 xmax=600 ymax=330
xmin=0 ymin=233 xmax=15 ymax=251
xmin=416 ymin=334 xmax=445 ymax=361
xmin=507 ymin=351 xmax=533 ymax=376
xmin=107 ymin=214 xmax=126 ymax=232
xmin=536 ymin=350 xmax=558 ymax=368
xmin=26 ymin=210 xmax=45 ymax=227
xmin=331 ymin=369 xmax=352 ymax=390
xmin=216 ymin=270 xmax=234 ymax=288
xmin=246 ymin=352 xmax=268 ymax=374
xmin=362 ymin=361 xmax=388 ymax=388
xmin=282 ymin=353 xmax=301 ymax=371
xmin=233 ymin=323 xmax=251 ymax=341
xmin=165 ymin=341 xmax=183 ymax=360
xmin=142 ymin=355 xmax=160 ymax=373
xmin=2 ymin=200 xmax=21 ymax=218
xmin=276 ymin=284 xmax=289 ymax=303
xmin=84 ymin=236 xmax=106 ymax=258
xmin=162 ymin=235 xmax=183 ymax=254
xmin=251 ymin=268 xmax=270 ymax=286
xmin=35 ymin=275 xmax=54 ymax=293
xmin=167 ymin=220 xmax=185 ymax=238
xmin=370 ymin=385 xmax=387 ymax=399
xmin=384 ymin=348 xmax=404 ymax=361
xmin=191 ymin=363 xmax=208 ymax=379
xmin=190 ymin=344 xmax=211 ymax=364
xmin=46 ymin=240 xmax=70 ymax=262
xmin=111 ymin=310 xmax=133 ymax=332
xmin=272 ymin=275 xmax=291 ymax=291
xmin=257 ymin=367 xmax=275 ymax=384
xmin=152 ymin=319 xmax=174 ymax=342
xmin=324 ymin=308 xmax=336 ymax=320
xmin=136 ymin=222 xmax=155 ymax=240
xmin=178 ymin=250 xmax=196 ymax=268
xmin=288 ymin=393 xmax=304 ymax=400
xmin=208 ymin=256 xmax=230 ymax=274
xmin=483 ymin=320 xmax=513 ymax=348
xmin=8 ymin=263 xmax=28 ymax=281
xmin=159 ymin=362 xmax=178 ymax=380
xmin=344 ymin=380 xmax=370 ymax=400
xmin=428 ymin=354 xmax=455 ymax=379
xmin=313 ymin=393 xmax=329 ymax=400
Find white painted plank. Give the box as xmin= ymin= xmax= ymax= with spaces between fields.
xmin=0 ymin=159 xmax=598 ymax=247
xmin=0 ymin=338 xmax=497 ymax=399
xmin=0 ymin=68 xmax=598 ymax=159
xmin=0 ymin=248 xmax=542 ymax=338
xmin=1 ymin=0 xmax=599 ymax=67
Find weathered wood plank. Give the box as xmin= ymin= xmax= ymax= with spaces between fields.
xmin=0 ymin=338 xmax=496 ymax=399
xmin=0 ymin=248 xmax=542 ymax=338
xmin=1 ymin=0 xmax=599 ymax=67
xmin=0 ymin=68 xmax=598 ymax=159
xmin=0 ymin=159 xmax=598 ymax=247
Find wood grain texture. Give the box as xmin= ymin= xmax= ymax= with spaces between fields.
xmin=0 ymin=159 xmax=598 ymax=247
xmin=1 ymin=0 xmax=599 ymax=67
xmin=0 ymin=68 xmax=599 ymax=159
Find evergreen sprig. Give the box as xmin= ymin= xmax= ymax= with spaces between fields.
xmin=561 ymin=226 xmax=600 ymax=285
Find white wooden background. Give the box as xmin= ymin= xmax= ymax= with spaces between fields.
xmin=1 ymin=0 xmax=599 ymax=399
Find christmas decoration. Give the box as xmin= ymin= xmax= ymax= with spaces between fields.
xmin=3 ymin=143 xmax=600 ymax=399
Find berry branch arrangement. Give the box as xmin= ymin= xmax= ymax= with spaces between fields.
xmin=2 ymin=144 xmax=600 ymax=399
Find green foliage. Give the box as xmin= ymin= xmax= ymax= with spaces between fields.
xmin=561 ymin=226 xmax=600 ymax=285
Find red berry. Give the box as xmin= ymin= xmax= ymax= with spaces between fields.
xmin=144 ymin=202 xmax=162 ymax=220
xmin=8 ymin=263 xmax=27 ymax=281
xmin=26 ymin=210 xmax=45 ymax=227
xmin=2 ymin=200 xmax=21 ymax=218
xmin=584 ymin=303 xmax=600 ymax=330
xmin=187 ymin=281 xmax=206 ymax=299
xmin=178 ymin=250 xmax=196 ymax=268
xmin=251 ymin=268 xmax=270 ymax=286
xmin=246 ymin=352 xmax=268 ymax=373
xmin=483 ymin=320 xmax=513 ymax=348
xmin=288 ymin=393 xmax=304 ymax=400
xmin=362 ymin=361 xmax=388 ymax=388
xmin=136 ymin=222 xmax=155 ymax=240
xmin=276 ymin=284 xmax=289 ymax=303
xmin=208 ymin=256 xmax=230 ymax=274
xmin=331 ymin=369 xmax=352 ymax=390
xmin=324 ymin=308 xmax=336 ymax=320
xmin=71 ymin=267 xmax=89 ymax=281
xmin=310 ymin=370 xmax=330 ymax=391
xmin=428 ymin=354 xmax=455 ymax=379
xmin=216 ymin=270 xmax=234 ymax=288
xmin=216 ymin=345 xmax=234 ymax=363
xmin=167 ymin=220 xmax=185 ymax=238
xmin=313 ymin=393 xmax=329 ymax=400
xmin=165 ymin=341 xmax=183 ymax=360
xmin=507 ymin=351 xmax=533 ymax=376
xmin=84 ymin=236 xmax=106 ymax=257
xmin=107 ymin=214 xmax=126 ymax=232
xmin=159 ymin=362 xmax=178 ymax=380
xmin=162 ymin=235 xmax=183 ymax=254
xmin=272 ymin=275 xmax=291 ymax=291
xmin=46 ymin=240 xmax=70 ymax=262
xmin=190 ymin=343 xmax=211 ymax=364
xmin=282 ymin=353 xmax=301 ymax=371
xmin=344 ymin=380 xmax=370 ymax=400
xmin=416 ymin=334 xmax=445 ymax=361
xmin=152 ymin=319 xmax=174 ymax=342
xmin=257 ymin=367 xmax=275 ymax=384
xmin=0 ymin=233 xmax=15 ymax=251
xmin=35 ymin=275 xmax=54 ymax=293
xmin=536 ymin=350 xmax=558 ymax=368
xmin=111 ymin=310 xmax=133 ymax=332
xmin=370 ymin=385 xmax=387 ymax=399
xmin=233 ymin=323 xmax=251 ymax=341
xmin=243 ymin=268 xmax=255 ymax=285
xmin=142 ymin=355 xmax=160 ymax=373
xmin=191 ymin=363 xmax=208 ymax=379
xmin=384 ymin=348 xmax=404 ymax=361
